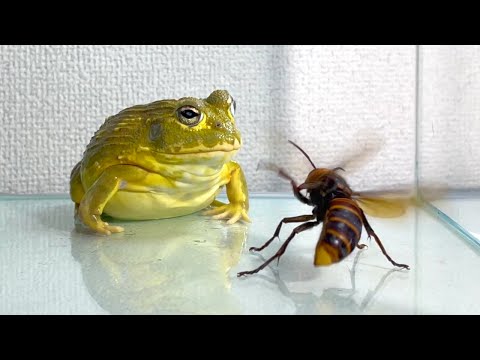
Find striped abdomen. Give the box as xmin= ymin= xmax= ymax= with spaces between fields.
xmin=314 ymin=198 xmax=363 ymax=266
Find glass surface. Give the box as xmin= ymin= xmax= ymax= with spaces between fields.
xmin=1 ymin=194 xmax=479 ymax=314
xmin=417 ymin=45 xmax=480 ymax=247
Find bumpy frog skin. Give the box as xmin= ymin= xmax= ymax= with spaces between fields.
xmin=70 ymin=90 xmax=250 ymax=235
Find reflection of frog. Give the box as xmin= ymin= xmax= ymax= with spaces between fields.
xmin=70 ymin=90 xmax=249 ymax=234
xmin=70 ymin=214 xmax=248 ymax=314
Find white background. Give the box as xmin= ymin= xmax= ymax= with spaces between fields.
xmin=419 ymin=46 xmax=480 ymax=190
xmin=2 ymin=45 xmax=466 ymax=195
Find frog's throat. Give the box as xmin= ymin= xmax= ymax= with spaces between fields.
xmin=133 ymin=148 xmax=239 ymax=172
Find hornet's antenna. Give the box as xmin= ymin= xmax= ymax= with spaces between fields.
xmin=288 ymin=140 xmax=316 ymax=169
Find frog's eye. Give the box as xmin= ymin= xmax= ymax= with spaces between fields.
xmin=229 ymin=100 xmax=236 ymax=117
xmin=177 ymin=106 xmax=203 ymax=127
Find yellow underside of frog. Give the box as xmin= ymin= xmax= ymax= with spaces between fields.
xmin=70 ymin=90 xmax=250 ymax=235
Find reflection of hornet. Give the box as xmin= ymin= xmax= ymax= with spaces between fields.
xmin=238 ymin=140 xmax=411 ymax=277
xmin=272 ymin=252 xmax=400 ymax=314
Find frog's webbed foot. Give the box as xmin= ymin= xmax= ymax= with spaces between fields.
xmin=203 ymin=202 xmax=251 ymax=224
xmin=77 ymin=207 xmax=124 ymax=236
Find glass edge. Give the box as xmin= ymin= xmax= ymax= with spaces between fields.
xmin=420 ymin=199 xmax=480 ymax=251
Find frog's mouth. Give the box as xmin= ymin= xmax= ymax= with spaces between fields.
xmin=168 ymin=138 xmax=241 ymax=155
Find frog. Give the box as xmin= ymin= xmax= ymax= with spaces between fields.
xmin=70 ymin=90 xmax=250 ymax=235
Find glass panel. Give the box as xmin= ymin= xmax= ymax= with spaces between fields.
xmin=417 ymin=45 xmax=480 ymax=247
xmin=2 ymin=195 xmax=479 ymax=314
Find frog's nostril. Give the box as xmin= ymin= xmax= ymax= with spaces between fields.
xmin=215 ymin=122 xmax=222 ymax=128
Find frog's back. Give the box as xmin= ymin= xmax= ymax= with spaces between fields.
xmin=80 ymin=100 xmax=175 ymax=186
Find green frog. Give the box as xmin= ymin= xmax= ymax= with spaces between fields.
xmin=70 ymin=90 xmax=250 ymax=235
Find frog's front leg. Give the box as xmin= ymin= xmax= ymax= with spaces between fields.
xmin=77 ymin=165 xmax=149 ymax=235
xmin=204 ymin=161 xmax=250 ymax=224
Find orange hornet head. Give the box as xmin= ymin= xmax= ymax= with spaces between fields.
xmin=298 ymin=168 xmax=332 ymax=190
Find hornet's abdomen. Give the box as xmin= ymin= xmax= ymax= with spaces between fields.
xmin=314 ymin=198 xmax=363 ymax=266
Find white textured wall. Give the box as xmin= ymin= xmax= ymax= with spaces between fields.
xmin=419 ymin=45 xmax=480 ymax=190
xmin=0 ymin=45 xmax=416 ymax=194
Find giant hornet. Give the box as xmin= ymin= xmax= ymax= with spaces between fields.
xmin=237 ymin=140 xmax=411 ymax=277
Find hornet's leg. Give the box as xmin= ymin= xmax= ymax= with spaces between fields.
xmin=360 ymin=211 xmax=410 ymax=270
xmin=238 ymin=220 xmax=320 ymax=277
xmin=276 ymin=168 xmax=311 ymax=205
xmin=258 ymin=162 xmax=311 ymax=205
xmin=250 ymin=214 xmax=316 ymax=252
